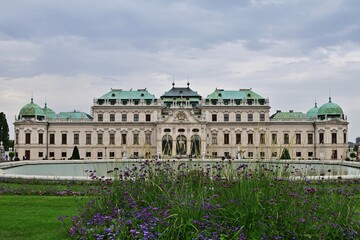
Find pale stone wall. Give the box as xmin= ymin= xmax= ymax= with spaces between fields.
xmin=14 ymin=97 xmax=348 ymax=161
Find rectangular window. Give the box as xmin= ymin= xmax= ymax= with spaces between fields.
xmin=212 ymin=114 xmax=217 ymax=122
xmin=122 ymin=134 xmax=127 ymax=145
xmin=272 ymin=133 xmax=277 ymax=144
xmin=86 ymin=152 xmax=91 ymax=158
xmin=319 ymin=133 xmax=324 ymax=144
xmin=260 ymin=113 xmax=265 ymax=121
xmin=260 ymin=133 xmax=265 ymax=145
xmin=296 ymin=133 xmax=301 ymax=144
xmin=212 ymin=152 xmax=218 ymax=158
xmin=50 ymin=134 xmax=55 ymax=144
xmin=332 ymin=133 xmax=337 ymax=144
xmin=16 ymin=133 xmax=19 ymax=144
xmin=133 ymin=133 xmax=139 ymax=145
xmin=145 ymin=133 xmax=151 ymax=145
xmin=296 ymin=152 xmax=301 ymax=157
xmin=61 ymin=152 xmax=67 ymax=158
xmin=74 ymin=133 xmax=79 ymax=145
xmin=49 ymin=152 xmax=54 ymax=158
xmin=284 ymin=133 xmax=289 ymax=144
xmin=236 ymin=133 xmax=241 ymax=144
xmin=224 ymin=114 xmax=229 ymax=122
xmin=25 ymin=133 xmax=31 ymax=144
xmin=248 ymin=113 xmax=253 ymax=122
xmin=97 ymin=152 xmax=103 ymax=159
xmin=110 ymin=113 xmax=115 ymax=122
xmin=38 ymin=133 xmax=43 ymax=144
xmin=110 ymin=133 xmax=115 ymax=145
xmin=97 ymin=133 xmax=103 ymax=145
xmin=134 ymin=113 xmax=139 ymax=122
xmin=98 ymin=114 xmax=103 ymax=122
xmin=272 ymin=152 xmax=277 ymax=157
xmin=344 ymin=132 xmax=347 ymax=144
xmin=307 ymin=133 xmax=313 ymax=144
xmin=86 ymin=133 xmax=91 ymax=145
xmin=146 ymin=114 xmax=151 ymax=122
xmin=122 ymin=113 xmax=127 ymax=122
xmin=38 ymin=152 xmax=43 ymax=158
xmin=236 ymin=113 xmax=241 ymax=122
xmin=248 ymin=152 xmax=253 ymax=158
xmin=109 ymin=152 xmax=115 ymax=158
xmin=224 ymin=133 xmax=229 ymax=144
xmin=308 ymin=152 xmax=313 ymax=158
xmin=212 ymin=133 xmax=217 ymax=145
xmin=332 ymin=150 xmax=338 ymax=159
xmin=62 ymin=134 xmax=67 ymax=145
xmin=260 ymin=152 xmax=265 ymax=159
xmin=248 ymin=133 xmax=253 ymax=145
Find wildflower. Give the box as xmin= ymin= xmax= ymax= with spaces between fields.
xmin=305 ymin=187 xmax=316 ymax=194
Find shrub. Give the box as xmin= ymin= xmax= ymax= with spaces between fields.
xmin=280 ymin=148 xmax=291 ymax=159
xmin=8 ymin=152 xmax=15 ymax=160
xmin=69 ymin=146 xmax=80 ymax=160
xmin=350 ymin=152 xmax=357 ymax=159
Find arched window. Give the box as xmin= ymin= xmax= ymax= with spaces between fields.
xmin=176 ymin=135 xmax=187 ymax=155
xmin=162 ymin=135 xmax=172 ymax=156
xmin=191 ymin=135 xmax=201 ymax=157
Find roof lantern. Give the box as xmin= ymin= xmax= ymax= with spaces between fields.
xmin=306 ymin=102 xmax=319 ymax=118
xmin=317 ymin=97 xmax=344 ymax=119
xmin=43 ymin=102 xmax=56 ymax=118
xmin=19 ymin=98 xmax=45 ymax=120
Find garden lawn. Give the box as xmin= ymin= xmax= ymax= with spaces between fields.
xmin=0 ymin=195 xmax=89 ymax=240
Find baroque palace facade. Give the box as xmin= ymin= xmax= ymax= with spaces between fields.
xmin=14 ymin=83 xmax=348 ymax=160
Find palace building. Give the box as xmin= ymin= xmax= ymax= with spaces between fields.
xmin=14 ymin=83 xmax=348 ymax=160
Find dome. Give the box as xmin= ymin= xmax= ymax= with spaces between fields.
xmin=43 ymin=103 xmax=56 ymax=118
xmin=19 ymin=98 xmax=45 ymax=117
xmin=306 ymin=103 xmax=319 ymax=118
xmin=318 ymin=98 xmax=343 ymax=117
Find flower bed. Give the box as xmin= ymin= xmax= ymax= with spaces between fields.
xmin=66 ymin=160 xmax=360 ymax=239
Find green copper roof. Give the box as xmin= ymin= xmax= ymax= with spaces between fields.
xmin=57 ymin=111 xmax=92 ymax=120
xmin=306 ymin=103 xmax=319 ymax=118
xmin=318 ymin=98 xmax=343 ymax=116
xmin=271 ymin=111 xmax=309 ymax=120
xmin=19 ymin=98 xmax=45 ymax=116
xmin=43 ymin=103 xmax=56 ymax=118
xmin=99 ymin=89 xmax=156 ymax=100
xmin=206 ymin=89 xmax=265 ymax=100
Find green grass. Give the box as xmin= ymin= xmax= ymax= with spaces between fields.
xmin=0 ymin=195 xmax=89 ymax=240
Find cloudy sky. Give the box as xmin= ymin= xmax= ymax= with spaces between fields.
xmin=1 ymin=0 xmax=360 ymax=140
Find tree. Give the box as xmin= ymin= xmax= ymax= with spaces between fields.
xmin=0 ymin=112 xmax=10 ymax=151
xmin=354 ymin=144 xmax=359 ymax=152
xmin=70 ymin=146 xmax=80 ymax=160
xmin=280 ymin=148 xmax=291 ymax=159
xmin=350 ymin=152 xmax=357 ymax=159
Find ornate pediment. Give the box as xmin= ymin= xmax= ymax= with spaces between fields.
xmin=162 ymin=110 xmax=201 ymax=124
